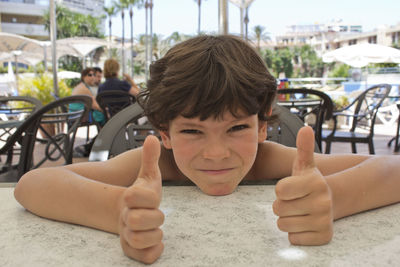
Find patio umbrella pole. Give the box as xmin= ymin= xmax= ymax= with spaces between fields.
xmin=50 ymin=0 xmax=58 ymax=97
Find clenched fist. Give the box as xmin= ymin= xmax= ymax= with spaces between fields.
xmin=273 ymin=126 xmax=334 ymax=245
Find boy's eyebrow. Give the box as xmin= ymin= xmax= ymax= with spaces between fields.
xmin=176 ymin=115 xmax=253 ymax=127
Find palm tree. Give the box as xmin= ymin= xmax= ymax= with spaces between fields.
xmin=252 ymin=25 xmax=271 ymax=52
xmin=103 ymin=5 xmax=117 ymax=58
xmin=193 ymin=0 xmax=205 ymax=35
xmin=126 ymin=0 xmax=144 ymax=77
xmin=114 ymin=0 xmax=129 ymax=74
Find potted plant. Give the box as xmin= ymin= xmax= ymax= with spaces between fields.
xmin=19 ymin=73 xmax=72 ymax=137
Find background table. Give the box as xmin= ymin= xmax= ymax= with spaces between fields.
xmin=1 ymin=186 xmax=400 ymax=266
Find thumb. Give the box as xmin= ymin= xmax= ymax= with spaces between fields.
xmin=292 ymin=126 xmax=315 ymax=175
xmin=137 ymin=135 xmax=162 ymax=185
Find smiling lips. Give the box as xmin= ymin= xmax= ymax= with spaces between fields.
xmin=198 ymin=168 xmax=235 ymax=175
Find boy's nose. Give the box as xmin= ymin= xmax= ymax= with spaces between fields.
xmin=202 ymin=139 xmax=230 ymax=160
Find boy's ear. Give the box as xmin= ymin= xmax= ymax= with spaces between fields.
xmin=159 ymin=130 xmax=172 ymax=149
xmin=258 ymin=121 xmax=267 ymax=143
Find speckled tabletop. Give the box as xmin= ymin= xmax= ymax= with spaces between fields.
xmin=1 ymin=186 xmax=400 ymax=267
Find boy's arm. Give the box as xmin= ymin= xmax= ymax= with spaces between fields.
xmin=14 ymin=148 xmax=143 ymax=233
xmin=14 ymin=166 xmax=125 ymax=233
xmin=325 ymin=155 xmax=400 ymax=219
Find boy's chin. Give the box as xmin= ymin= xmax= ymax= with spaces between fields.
xmin=199 ymin=183 xmax=238 ymax=196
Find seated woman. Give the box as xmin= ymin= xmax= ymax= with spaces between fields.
xmin=69 ymin=68 xmax=106 ymax=156
xmin=70 ymin=68 xmax=105 ymax=126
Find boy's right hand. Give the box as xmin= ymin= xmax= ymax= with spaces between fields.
xmin=119 ymin=136 xmax=164 ymax=264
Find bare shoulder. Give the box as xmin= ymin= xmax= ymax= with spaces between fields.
xmin=72 ymin=83 xmax=92 ymax=96
xmin=249 ymin=141 xmax=297 ymax=180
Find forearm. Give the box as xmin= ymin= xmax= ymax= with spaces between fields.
xmin=14 ymin=167 xmax=124 ymax=234
xmin=326 ymin=156 xmax=400 ymax=220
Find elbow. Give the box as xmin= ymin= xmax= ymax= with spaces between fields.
xmin=14 ymin=169 xmax=41 ymax=207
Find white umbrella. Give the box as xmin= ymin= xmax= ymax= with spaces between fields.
xmin=58 ymin=71 xmax=81 ymax=79
xmin=0 ymin=32 xmax=43 ymax=54
xmin=322 ymin=43 xmax=400 ymax=67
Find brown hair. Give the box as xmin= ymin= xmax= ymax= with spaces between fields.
xmin=103 ymin=58 xmax=119 ymax=78
xmin=137 ymin=35 xmax=277 ymax=131
xmin=80 ymin=68 xmax=94 ymax=81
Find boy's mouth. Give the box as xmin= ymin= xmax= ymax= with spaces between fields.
xmin=198 ymin=168 xmax=235 ymax=175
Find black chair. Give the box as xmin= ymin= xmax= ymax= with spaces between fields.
xmin=0 ymin=95 xmax=92 ymax=181
xmin=277 ymin=88 xmax=333 ymax=151
xmin=322 ymin=84 xmax=391 ymax=154
xmin=89 ymin=103 xmax=318 ymax=162
xmin=89 ymin=103 xmax=156 ymax=161
xmin=96 ymin=90 xmax=136 ymax=122
xmin=0 ymin=96 xmax=42 ymax=171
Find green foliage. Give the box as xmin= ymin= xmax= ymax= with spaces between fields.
xmin=64 ymin=78 xmax=81 ymax=89
xmin=329 ymin=64 xmax=350 ymax=78
xmin=43 ymin=4 xmax=104 ymax=39
xmin=293 ymin=45 xmax=324 ymax=77
xmin=252 ymin=25 xmax=270 ymax=52
xmin=370 ymin=62 xmax=398 ymax=68
xmin=267 ymin=48 xmax=294 ymax=78
xmin=19 ymin=74 xmax=71 ymax=106
xmin=332 ymin=95 xmax=350 ymax=110
xmin=58 ymin=55 xmax=83 ymax=73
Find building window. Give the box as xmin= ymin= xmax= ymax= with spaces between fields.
xmin=349 ymin=39 xmax=357 ymax=45
xmin=368 ymin=36 xmax=377 ymax=44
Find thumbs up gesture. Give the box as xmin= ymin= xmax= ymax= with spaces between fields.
xmin=118 ymin=136 xmax=164 ymax=264
xmin=273 ymin=126 xmax=334 ymax=245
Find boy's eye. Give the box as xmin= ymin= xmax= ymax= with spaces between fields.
xmin=229 ymin=124 xmax=249 ymax=132
xmin=180 ymin=129 xmax=202 ymax=134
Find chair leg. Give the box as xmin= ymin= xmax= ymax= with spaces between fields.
xmin=368 ymin=140 xmax=375 ymax=154
xmin=324 ymin=141 xmax=331 ymax=154
xmin=351 ymin=142 xmax=357 ymax=153
xmin=86 ymin=125 xmax=90 ymax=143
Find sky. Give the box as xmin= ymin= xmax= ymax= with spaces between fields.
xmin=104 ymin=0 xmax=400 ymax=39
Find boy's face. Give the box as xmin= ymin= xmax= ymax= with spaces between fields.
xmin=160 ymin=111 xmax=267 ymax=196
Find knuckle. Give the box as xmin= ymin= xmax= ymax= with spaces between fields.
xmin=127 ymin=212 xmax=143 ymax=228
xmin=276 ymin=217 xmax=288 ymax=232
xmin=140 ymin=246 xmax=162 ymax=264
xmin=275 ymin=181 xmax=285 ymax=198
xmin=158 ymin=210 xmax=165 ymax=224
xmin=130 ymin=231 xmax=145 ymax=247
xmin=272 ymin=200 xmax=281 ymax=216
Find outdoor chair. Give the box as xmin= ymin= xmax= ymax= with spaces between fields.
xmin=321 ymin=84 xmax=391 ymax=154
xmin=277 ymin=88 xmax=333 ymax=151
xmin=96 ymin=90 xmax=136 ymax=122
xmin=89 ymin=103 xmax=319 ymax=163
xmin=0 ymin=95 xmax=91 ymax=181
xmin=0 ymin=96 xmax=42 ymax=172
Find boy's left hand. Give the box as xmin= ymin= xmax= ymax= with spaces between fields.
xmin=272 ymin=126 xmax=333 ymax=245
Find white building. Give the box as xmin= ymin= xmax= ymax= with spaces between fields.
xmin=274 ymin=19 xmax=400 ymax=55
xmin=0 ymin=0 xmax=104 ymax=40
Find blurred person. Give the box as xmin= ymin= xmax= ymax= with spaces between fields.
xmin=70 ymin=68 xmax=105 ymax=156
xmin=98 ymin=58 xmax=140 ymax=96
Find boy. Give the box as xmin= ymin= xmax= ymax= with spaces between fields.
xmin=14 ymin=35 xmax=400 ymax=264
